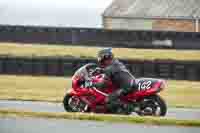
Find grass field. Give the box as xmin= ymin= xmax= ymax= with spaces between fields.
xmin=0 ymin=43 xmax=200 ymax=61
xmin=1 ymin=108 xmax=200 ymax=127
xmin=0 ymin=75 xmax=200 ymax=108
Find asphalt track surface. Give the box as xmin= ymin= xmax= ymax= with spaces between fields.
xmin=0 ymin=100 xmax=200 ymax=120
xmin=0 ymin=117 xmax=200 ymax=133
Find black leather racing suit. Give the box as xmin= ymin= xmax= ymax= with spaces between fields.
xmin=93 ymin=59 xmax=137 ymax=112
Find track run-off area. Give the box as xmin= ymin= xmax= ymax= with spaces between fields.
xmin=0 ymin=100 xmax=200 ymax=121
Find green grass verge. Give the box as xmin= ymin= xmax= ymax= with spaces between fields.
xmin=0 ymin=75 xmax=200 ymax=108
xmin=0 ymin=108 xmax=200 ymax=127
xmin=0 ymin=42 xmax=200 ymax=61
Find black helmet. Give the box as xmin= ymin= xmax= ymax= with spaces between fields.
xmin=97 ymin=48 xmax=114 ymax=66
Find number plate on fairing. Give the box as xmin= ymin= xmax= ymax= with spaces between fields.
xmin=136 ymin=78 xmax=157 ymax=91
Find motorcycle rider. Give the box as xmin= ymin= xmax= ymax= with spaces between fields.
xmin=88 ymin=48 xmax=137 ymax=113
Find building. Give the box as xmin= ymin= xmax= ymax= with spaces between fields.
xmin=103 ymin=0 xmax=200 ymax=32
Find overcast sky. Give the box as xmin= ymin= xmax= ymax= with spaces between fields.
xmin=0 ymin=0 xmax=113 ymax=27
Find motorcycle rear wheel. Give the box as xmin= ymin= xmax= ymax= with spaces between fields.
xmin=137 ymin=94 xmax=167 ymax=116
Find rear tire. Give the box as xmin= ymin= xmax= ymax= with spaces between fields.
xmin=137 ymin=94 xmax=167 ymax=116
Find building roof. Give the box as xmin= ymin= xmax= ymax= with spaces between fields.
xmin=103 ymin=0 xmax=200 ymax=19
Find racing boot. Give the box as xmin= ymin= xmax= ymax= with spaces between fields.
xmin=106 ymin=89 xmax=132 ymax=114
xmin=106 ymin=89 xmax=124 ymax=113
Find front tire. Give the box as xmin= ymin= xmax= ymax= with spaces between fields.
xmin=63 ymin=93 xmax=90 ymax=112
xmin=137 ymin=94 xmax=167 ymax=116
xmin=63 ymin=93 xmax=73 ymax=112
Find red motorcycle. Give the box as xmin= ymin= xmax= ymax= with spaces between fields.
xmin=63 ymin=74 xmax=167 ymax=116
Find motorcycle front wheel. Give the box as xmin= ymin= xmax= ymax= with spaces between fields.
xmin=63 ymin=93 xmax=89 ymax=112
xmin=63 ymin=93 xmax=74 ymax=112
xmin=136 ymin=94 xmax=167 ymax=116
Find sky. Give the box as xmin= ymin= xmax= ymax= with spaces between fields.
xmin=0 ymin=0 xmax=113 ymax=27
